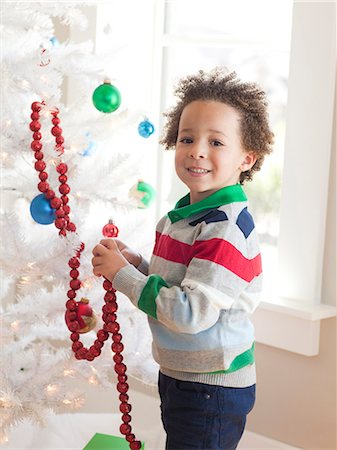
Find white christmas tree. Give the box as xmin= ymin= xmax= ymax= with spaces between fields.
xmin=0 ymin=1 xmax=158 ymax=443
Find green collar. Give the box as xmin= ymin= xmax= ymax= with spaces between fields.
xmin=168 ymin=184 xmax=247 ymax=223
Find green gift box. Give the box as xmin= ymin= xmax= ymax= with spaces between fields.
xmin=83 ymin=433 xmax=145 ymax=450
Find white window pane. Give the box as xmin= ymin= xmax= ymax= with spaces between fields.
xmin=162 ymin=43 xmax=290 ymax=295
xmin=165 ymin=0 xmax=292 ymax=46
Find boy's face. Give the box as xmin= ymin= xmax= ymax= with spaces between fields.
xmin=175 ymin=100 xmax=256 ymax=204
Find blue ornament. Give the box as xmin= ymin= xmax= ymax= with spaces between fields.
xmin=81 ymin=133 xmax=97 ymax=156
xmin=49 ymin=36 xmax=60 ymax=47
xmin=30 ymin=194 xmax=56 ymax=225
xmin=138 ymin=119 xmax=155 ymax=138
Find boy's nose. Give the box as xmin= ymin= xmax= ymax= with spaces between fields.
xmin=189 ymin=144 xmax=206 ymax=159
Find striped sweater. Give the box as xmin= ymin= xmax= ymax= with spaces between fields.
xmin=113 ymin=184 xmax=262 ymax=387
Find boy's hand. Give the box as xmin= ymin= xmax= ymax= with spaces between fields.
xmin=92 ymin=239 xmax=129 ymax=282
xmin=113 ymin=239 xmax=142 ymax=268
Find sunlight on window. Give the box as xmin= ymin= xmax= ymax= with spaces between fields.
xmin=163 ymin=0 xmax=293 ymax=296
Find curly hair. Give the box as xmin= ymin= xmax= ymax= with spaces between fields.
xmin=160 ymin=68 xmax=274 ymax=183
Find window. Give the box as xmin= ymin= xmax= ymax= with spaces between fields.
xmin=155 ymin=0 xmax=293 ymax=299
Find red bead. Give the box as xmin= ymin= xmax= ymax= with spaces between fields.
xmin=31 ymin=140 xmax=42 ymax=151
xmin=68 ymin=321 xmax=80 ymax=332
xmin=66 ymin=310 xmax=77 ymax=320
xmin=102 ymin=223 xmax=119 ymax=238
xmin=94 ymin=339 xmax=104 ymax=349
xmin=76 ymin=348 xmax=88 ymax=359
xmin=91 ymin=347 xmax=101 ymax=357
xmin=71 ymin=332 xmax=80 ymax=341
xmin=97 ymin=329 xmax=109 ymax=342
xmin=66 ymin=222 xmax=76 ymax=232
xmin=70 ymin=279 xmax=81 ymax=290
xmin=104 ymin=291 xmax=116 ymax=302
xmin=31 ymin=101 xmax=42 ymax=111
xmin=67 ymin=290 xmax=77 ymax=299
xmin=30 ymin=120 xmax=41 ymax=131
xmin=117 ymin=383 xmax=129 ymax=394
xmin=58 ymin=174 xmax=67 ymax=183
xmin=105 ymin=322 xmax=119 ymax=333
xmin=34 ymin=151 xmax=44 ymax=160
xmin=31 ymin=111 xmax=40 ymax=120
xmin=122 ymin=413 xmax=132 ymax=423
xmin=66 ymin=299 xmax=77 ymax=310
xmin=55 ymin=218 xmax=66 ymax=229
xmin=59 ymin=229 xmax=67 ymax=237
xmin=126 ymin=434 xmax=135 ymax=443
xmin=130 ymin=441 xmax=142 ymax=450
xmin=70 ymin=269 xmax=79 ymax=279
xmin=72 ymin=341 xmax=83 ymax=352
xmin=62 ymin=206 xmax=70 ymax=215
xmin=115 ymin=363 xmax=127 ymax=375
xmin=119 ymin=393 xmax=129 ymax=403
xmin=51 ymin=126 xmax=62 ymax=136
xmin=112 ymin=342 xmax=124 ymax=353
xmin=56 ymin=135 xmax=64 ymax=145
xmin=68 ymin=257 xmax=80 ymax=268
xmin=34 ymin=160 xmax=46 ymax=172
xmin=56 ymin=163 xmax=68 ymax=174
xmin=50 ymin=197 xmax=62 ymax=209
xmin=110 ymin=322 xmax=120 ymax=333
xmin=120 ymin=404 xmax=131 ymax=415
xmin=33 ymin=131 xmax=42 ymax=140
xmin=112 ymin=333 xmax=123 ymax=343
xmin=114 ymin=353 xmax=124 ymax=364
xmin=39 ymin=171 xmax=48 ymax=181
xmin=38 ymin=181 xmax=49 ymax=193
xmin=103 ymin=303 xmax=118 ymax=314
xmin=119 ymin=424 xmax=131 ymax=436
xmin=59 ymin=184 xmax=70 ymax=195
xmin=55 ymin=207 xmax=65 ymax=217
xmin=105 ymin=313 xmax=117 ymax=323
xmin=103 ymin=279 xmax=113 ymax=291
xmin=61 ymin=195 xmax=69 ymax=204
xmin=118 ymin=374 xmax=128 ymax=383
xmin=52 ymin=117 xmax=60 ymax=125
xmin=45 ymin=189 xmax=55 ymax=200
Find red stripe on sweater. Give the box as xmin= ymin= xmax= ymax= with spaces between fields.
xmin=153 ymin=233 xmax=262 ymax=282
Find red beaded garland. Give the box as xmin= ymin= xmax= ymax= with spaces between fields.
xmin=29 ymin=102 xmax=140 ymax=449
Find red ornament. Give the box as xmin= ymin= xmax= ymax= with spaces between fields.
xmin=64 ymin=298 xmax=97 ymax=334
xmin=102 ymin=220 xmax=119 ymax=238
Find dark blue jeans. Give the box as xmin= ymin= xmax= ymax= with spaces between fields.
xmin=158 ymin=372 xmax=256 ymax=450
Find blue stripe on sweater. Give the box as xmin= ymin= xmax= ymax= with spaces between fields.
xmin=189 ymin=209 xmax=228 ymax=226
xmin=149 ymin=312 xmax=255 ymax=351
xmin=236 ymin=207 xmax=255 ymax=238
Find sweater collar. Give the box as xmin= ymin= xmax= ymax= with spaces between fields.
xmin=168 ymin=184 xmax=247 ymax=223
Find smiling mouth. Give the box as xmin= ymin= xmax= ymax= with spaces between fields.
xmin=187 ymin=168 xmax=211 ymax=174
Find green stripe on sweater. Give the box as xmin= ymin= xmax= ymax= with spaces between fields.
xmin=138 ymin=274 xmax=169 ymax=319
xmin=209 ymin=343 xmax=255 ymax=374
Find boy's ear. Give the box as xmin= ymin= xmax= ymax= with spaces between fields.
xmin=240 ymin=151 xmax=257 ymax=172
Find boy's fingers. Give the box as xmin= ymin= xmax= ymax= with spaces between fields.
xmin=99 ymin=238 xmax=118 ymax=250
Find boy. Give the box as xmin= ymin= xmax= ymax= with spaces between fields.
xmin=92 ymin=68 xmax=274 ymax=449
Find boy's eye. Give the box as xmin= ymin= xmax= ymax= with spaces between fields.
xmin=211 ymin=140 xmax=223 ymax=147
xmin=179 ymin=137 xmax=193 ymax=144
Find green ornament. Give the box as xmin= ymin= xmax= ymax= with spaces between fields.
xmin=129 ymin=180 xmax=156 ymax=209
xmin=92 ymin=82 xmax=121 ymax=113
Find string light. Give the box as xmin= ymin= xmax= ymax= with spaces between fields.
xmin=0 ymin=152 xmax=9 ymax=162
xmin=20 ymin=80 xmax=30 ymax=88
xmin=88 ymin=375 xmax=98 ymax=385
xmin=10 ymin=321 xmax=19 ymax=331
xmin=45 ymin=384 xmax=58 ymax=394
